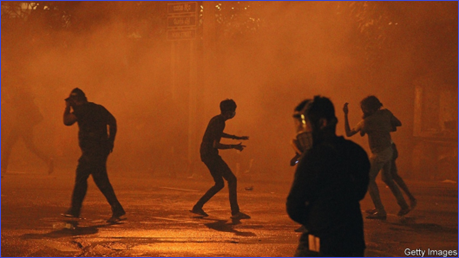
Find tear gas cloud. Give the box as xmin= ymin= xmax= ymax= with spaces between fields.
xmin=1 ymin=2 xmax=456 ymax=181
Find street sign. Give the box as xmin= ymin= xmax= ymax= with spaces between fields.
xmin=167 ymin=1 xmax=198 ymax=41
xmin=167 ymin=16 xmax=197 ymax=28
xmin=167 ymin=2 xmax=197 ymax=15
xmin=167 ymin=29 xmax=196 ymax=41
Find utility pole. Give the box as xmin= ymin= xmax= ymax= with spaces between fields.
xmin=167 ymin=2 xmax=198 ymax=175
xmin=202 ymin=1 xmax=217 ymax=120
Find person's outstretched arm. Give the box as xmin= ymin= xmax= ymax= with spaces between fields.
xmin=213 ymin=140 xmax=246 ymax=151
xmin=222 ymin=133 xmax=249 ymax=140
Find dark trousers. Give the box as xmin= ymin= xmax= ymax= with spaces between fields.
xmin=69 ymin=147 xmax=124 ymax=217
xmin=195 ymin=155 xmax=240 ymax=215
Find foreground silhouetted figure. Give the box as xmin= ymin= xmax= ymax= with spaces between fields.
xmin=62 ymin=88 xmax=125 ymax=223
xmin=343 ymin=96 xmax=413 ymax=220
xmin=191 ymin=99 xmax=251 ymax=219
xmin=287 ymin=96 xmax=370 ymax=257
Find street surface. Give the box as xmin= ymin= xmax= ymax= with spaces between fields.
xmin=1 ymin=169 xmax=458 ymax=257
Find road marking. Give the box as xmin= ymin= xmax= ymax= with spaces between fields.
xmin=158 ymin=187 xmax=198 ymax=192
xmin=148 ymin=216 xmax=197 ymax=222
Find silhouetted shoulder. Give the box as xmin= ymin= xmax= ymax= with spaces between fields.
xmin=90 ymin=102 xmax=106 ymax=110
xmin=379 ymin=108 xmax=394 ymax=117
xmin=90 ymin=102 xmax=112 ymax=115
xmin=209 ymin=114 xmax=224 ymax=124
xmin=207 ymin=115 xmax=225 ymax=131
xmin=338 ymin=137 xmax=368 ymax=157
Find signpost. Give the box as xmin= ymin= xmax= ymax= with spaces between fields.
xmin=167 ymin=2 xmax=197 ymax=15
xmin=167 ymin=2 xmax=199 ymax=174
xmin=167 ymin=29 xmax=196 ymax=41
xmin=167 ymin=2 xmax=197 ymax=41
xmin=167 ymin=16 xmax=197 ymax=28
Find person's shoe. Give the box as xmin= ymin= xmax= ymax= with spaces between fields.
xmin=230 ymin=212 xmax=251 ymax=220
xmin=410 ymin=198 xmax=417 ymax=210
xmin=365 ymin=208 xmax=377 ymax=215
xmin=107 ymin=210 xmax=127 ymax=223
xmin=107 ymin=215 xmax=127 ymax=223
xmin=397 ymin=207 xmax=411 ymax=217
xmin=61 ymin=210 xmax=79 ymax=219
xmin=190 ymin=207 xmax=209 ymax=217
xmin=366 ymin=212 xmax=387 ymax=220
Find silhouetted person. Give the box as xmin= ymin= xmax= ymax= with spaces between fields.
xmin=343 ymin=96 xmax=412 ymax=220
xmin=190 ymin=99 xmax=251 ymax=220
xmin=287 ymin=96 xmax=370 ymax=257
xmin=1 ymin=87 xmax=54 ymax=176
xmin=62 ymin=88 xmax=125 ymax=223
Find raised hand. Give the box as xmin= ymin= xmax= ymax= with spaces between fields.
xmin=343 ymin=103 xmax=349 ymax=115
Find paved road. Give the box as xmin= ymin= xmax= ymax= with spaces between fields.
xmin=1 ymin=171 xmax=457 ymax=257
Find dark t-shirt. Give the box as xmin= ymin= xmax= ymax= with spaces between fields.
xmin=72 ymin=102 xmax=115 ymax=151
xmin=200 ymin=114 xmax=225 ymax=158
xmin=286 ymin=136 xmax=370 ymax=254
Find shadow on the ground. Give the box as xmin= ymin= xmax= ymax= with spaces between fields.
xmin=389 ymin=216 xmax=458 ymax=234
xmin=203 ymin=219 xmax=257 ymax=237
xmin=21 ymin=221 xmax=114 ymax=239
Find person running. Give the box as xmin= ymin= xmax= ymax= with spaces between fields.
xmin=343 ymin=95 xmax=411 ymax=220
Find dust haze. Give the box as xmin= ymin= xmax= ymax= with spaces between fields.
xmin=2 ymin=2 xmax=457 ymax=181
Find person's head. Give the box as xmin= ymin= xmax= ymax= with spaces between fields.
xmin=360 ymin=95 xmax=382 ymax=118
xmin=292 ymin=99 xmax=312 ymax=133
xmin=65 ymin=88 xmax=87 ymax=107
xmin=304 ymin=95 xmax=338 ymax=141
xmin=220 ymin=99 xmax=237 ymax=119
xmin=292 ymin=99 xmax=314 ymax=154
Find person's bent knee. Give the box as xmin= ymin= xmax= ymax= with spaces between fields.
xmin=391 ymin=174 xmax=401 ymax=181
xmin=369 ymin=173 xmax=379 ymax=182
xmin=213 ymin=181 xmax=225 ymax=190
xmin=381 ymin=177 xmax=391 ymax=185
xmin=381 ymin=172 xmax=394 ymax=185
xmin=368 ymin=180 xmax=378 ymax=189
